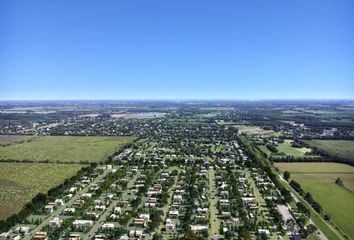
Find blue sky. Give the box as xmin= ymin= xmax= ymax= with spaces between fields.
xmin=0 ymin=0 xmax=353 ymax=100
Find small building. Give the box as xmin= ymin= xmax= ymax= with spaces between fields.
xmin=190 ymin=225 xmax=208 ymax=233
xmin=72 ymin=220 xmax=93 ymax=229
xmin=102 ymin=223 xmax=115 ymax=230
xmin=48 ymin=218 xmax=62 ymax=228
xmin=169 ymin=210 xmax=179 ymax=218
xmin=33 ymin=232 xmax=48 ymax=240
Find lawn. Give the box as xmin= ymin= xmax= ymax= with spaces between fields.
xmin=0 ymin=163 xmax=84 ymax=220
xmin=304 ymin=140 xmax=354 ymax=160
xmin=276 ymin=162 xmax=354 ymax=239
xmin=0 ymin=136 xmax=134 ymax=163
xmin=276 ymin=140 xmax=312 ymax=157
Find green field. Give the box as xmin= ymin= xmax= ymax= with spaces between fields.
xmin=0 ymin=135 xmax=33 ymax=145
xmin=276 ymin=140 xmax=312 ymax=157
xmin=235 ymin=125 xmax=280 ymax=136
xmin=275 ymin=162 xmax=354 ymax=174
xmin=0 ymin=163 xmax=84 ymax=220
xmin=0 ymin=136 xmax=134 ymax=163
xmin=276 ymin=162 xmax=354 ymax=239
xmin=304 ymin=140 xmax=354 ymax=160
xmin=259 ymin=145 xmax=272 ymax=157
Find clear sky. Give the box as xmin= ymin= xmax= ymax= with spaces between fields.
xmin=1 ymin=0 xmax=353 ymax=100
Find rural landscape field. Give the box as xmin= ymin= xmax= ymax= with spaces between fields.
xmin=0 ymin=136 xmax=134 ymax=163
xmin=276 ymin=162 xmax=354 ymax=239
xmin=0 ymin=163 xmax=84 ymax=220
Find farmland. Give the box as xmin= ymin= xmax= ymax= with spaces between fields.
xmin=0 ymin=136 xmax=134 ymax=163
xmin=304 ymin=140 xmax=354 ymax=160
xmin=0 ymin=163 xmax=84 ymax=220
xmin=276 ymin=162 xmax=354 ymax=239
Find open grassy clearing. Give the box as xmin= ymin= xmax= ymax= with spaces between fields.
xmin=304 ymin=140 xmax=354 ymax=160
xmin=276 ymin=140 xmax=312 ymax=157
xmin=234 ymin=125 xmax=281 ymax=136
xmin=0 ymin=135 xmax=134 ymax=163
xmin=0 ymin=163 xmax=84 ymax=220
xmin=276 ymin=162 xmax=354 ymax=239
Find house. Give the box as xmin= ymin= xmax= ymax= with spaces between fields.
xmin=72 ymin=220 xmax=93 ymax=229
xmin=165 ymin=218 xmax=176 ymax=232
xmin=114 ymin=207 xmax=122 ymax=214
xmin=94 ymin=235 xmax=105 ymax=240
xmin=86 ymin=211 xmax=99 ymax=219
xmin=63 ymin=208 xmax=76 ymax=215
xmin=0 ymin=232 xmax=20 ymax=240
xmin=44 ymin=205 xmax=54 ymax=214
xmin=128 ymin=230 xmax=144 ymax=238
xmin=73 ymin=199 xmax=85 ymax=208
xmin=54 ymin=199 xmax=64 ymax=206
xmin=69 ymin=233 xmax=81 ymax=240
xmin=69 ymin=187 xmax=78 ymax=193
xmin=14 ymin=226 xmax=30 ymax=234
xmin=48 ymin=218 xmax=62 ymax=228
xmin=102 ymin=223 xmax=115 ymax=230
xmin=80 ymin=193 xmax=93 ymax=199
xmin=258 ymin=229 xmax=271 ymax=237
xmin=32 ymin=232 xmax=48 ymax=240
xmin=139 ymin=213 xmax=150 ymax=221
xmin=173 ymin=195 xmax=183 ymax=203
xmin=221 ymin=211 xmax=231 ymax=218
xmin=133 ymin=219 xmax=146 ymax=227
xmin=94 ymin=205 xmax=106 ymax=211
xmin=169 ymin=210 xmax=179 ymax=218
xmin=190 ymin=225 xmax=208 ymax=233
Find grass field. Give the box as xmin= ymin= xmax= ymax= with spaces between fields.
xmin=276 ymin=140 xmax=312 ymax=157
xmin=259 ymin=145 xmax=272 ymax=157
xmin=276 ymin=162 xmax=354 ymax=239
xmin=304 ymin=140 xmax=354 ymax=160
xmin=235 ymin=125 xmax=281 ymax=137
xmin=0 ymin=136 xmax=134 ymax=163
xmin=275 ymin=162 xmax=354 ymax=174
xmin=0 ymin=163 xmax=84 ymax=220
xmin=0 ymin=135 xmax=33 ymax=145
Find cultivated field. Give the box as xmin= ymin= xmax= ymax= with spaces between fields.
xmin=276 ymin=162 xmax=354 ymax=174
xmin=276 ymin=162 xmax=354 ymax=239
xmin=304 ymin=140 xmax=354 ymax=160
xmin=0 ymin=136 xmax=134 ymax=163
xmin=0 ymin=163 xmax=84 ymax=220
